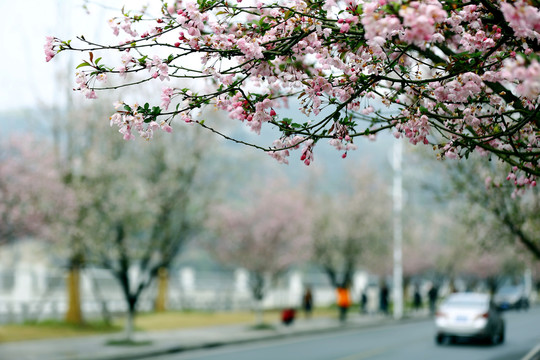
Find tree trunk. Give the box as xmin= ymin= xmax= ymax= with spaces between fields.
xmin=65 ymin=266 xmax=83 ymax=324
xmin=88 ymin=269 xmax=112 ymax=326
xmin=255 ymin=300 xmax=264 ymax=325
xmin=124 ymin=301 xmax=136 ymax=341
xmin=251 ymin=273 xmax=265 ymax=325
xmin=154 ymin=267 xmax=168 ymax=312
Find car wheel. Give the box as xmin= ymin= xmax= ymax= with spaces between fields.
xmin=490 ymin=331 xmax=503 ymax=345
xmin=435 ymin=334 xmax=444 ymax=345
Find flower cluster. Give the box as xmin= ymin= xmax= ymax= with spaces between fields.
xmin=110 ymin=102 xmax=172 ymax=141
xmin=268 ymin=136 xmax=305 ymax=164
xmin=398 ymin=1 xmax=447 ymax=47
xmin=502 ymin=56 xmax=540 ymax=101
xmin=74 ymin=72 xmax=97 ymax=99
xmin=500 ymin=0 xmax=540 ymax=43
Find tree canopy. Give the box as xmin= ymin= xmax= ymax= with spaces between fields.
xmin=47 ymin=0 xmax=539 ymax=187
xmin=0 ymin=134 xmax=72 ymax=245
xmin=207 ymin=178 xmax=312 ymax=300
xmin=441 ymin=153 xmax=540 ymax=258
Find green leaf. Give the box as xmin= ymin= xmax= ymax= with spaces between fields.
xmin=138 ymin=55 xmax=148 ymax=65
xmin=76 ymin=61 xmax=91 ymax=69
xmin=151 ymin=106 xmax=161 ymax=116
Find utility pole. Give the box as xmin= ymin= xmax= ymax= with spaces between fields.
xmin=392 ymin=138 xmax=404 ymax=320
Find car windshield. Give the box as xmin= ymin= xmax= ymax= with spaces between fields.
xmin=497 ymin=286 xmax=520 ymax=295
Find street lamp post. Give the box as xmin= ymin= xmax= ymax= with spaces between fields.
xmin=392 ymin=138 xmax=404 ymax=320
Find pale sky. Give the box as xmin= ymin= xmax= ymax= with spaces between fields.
xmin=0 ymin=0 xmax=150 ymax=111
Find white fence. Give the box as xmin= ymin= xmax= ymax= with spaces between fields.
xmin=0 ymin=265 xmax=349 ymax=324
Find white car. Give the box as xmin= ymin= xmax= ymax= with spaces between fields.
xmin=435 ymin=292 xmax=505 ymax=345
xmin=493 ymin=285 xmax=530 ymax=311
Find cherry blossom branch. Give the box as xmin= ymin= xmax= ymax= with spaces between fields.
xmin=46 ymin=0 xmax=540 ymax=186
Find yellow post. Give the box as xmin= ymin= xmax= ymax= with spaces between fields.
xmin=65 ymin=267 xmax=83 ymax=324
xmin=155 ymin=267 xmax=168 ymax=312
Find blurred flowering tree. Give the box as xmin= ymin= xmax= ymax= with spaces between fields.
xmin=400 ymin=233 xmax=443 ymax=295
xmin=207 ymin=178 xmax=312 ymax=324
xmin=440 ymin=155 xmax=540 ymax=259
xmin=402 ymin=236 xmax=441 ymax=281
xmin=311 ymin=167 xmax=391 ymax=291
xmin=47 ymin=0 xmax=539 ymax=187
xmin=0 ymin=135 xmax=72 ymax=245
xmin=53 ymin=112 xmax=210 ymax=340
xmin=461 ymin=244 xmax=525 ymax=294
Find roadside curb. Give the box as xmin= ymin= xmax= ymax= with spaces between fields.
xmin=70 ymin=315 xmax=431 ymax=360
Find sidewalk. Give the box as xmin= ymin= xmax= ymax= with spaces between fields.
xmin=0 ymin=313 xmax=420 ymax=360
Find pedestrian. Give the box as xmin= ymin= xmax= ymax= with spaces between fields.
xmin=413 ymin=284 xmax=422 ymax=312
xmin=379 ymin=282 xmax=389 ymax=315
xmin=302 ymin=286 xmax=313 ymax=318
xmin=336 ymin=286 xmax=351 ymax=322
xmin=428 ymin=284 xmax=438 ymax=315
xmin=360 ymin=290 xmax=368 ymax=314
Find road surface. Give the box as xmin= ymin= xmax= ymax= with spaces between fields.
xmin=141 ymin=307 xmax=540 ymax=360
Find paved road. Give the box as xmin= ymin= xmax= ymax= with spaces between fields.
xmin=142 ymin=308 xmax=540 ymax=360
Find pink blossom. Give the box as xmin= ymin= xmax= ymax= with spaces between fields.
xmin=121 ymin=53 xmax=133 ymax=65
xmin=236 ymin=37 xmax=264 ymax=59
xmin=108 ymin=18 xmax=120 ymax=36
xmin=268 ymin=138 xmax=291 ymax=164
xmin=399 ymin=2 xmax=447 ymax=47
xmin=444 ymin=150 xmax=458 ymax=160
xmin=44 ymin=36 xmax=56 ymax=62
xmin=160 ymin=122 xmax=173 ymax=133
xmin=187 ymin=27 xmax=201 ymax=37
xmin=362 ymin=106 xmax=374 ymax=115
xmin=161 ymin=87 xmax=174 ymax=110
xmin=300 ymin=140 xmax=314 ymax=166
xmin=96 ymin=73 xmax=107 ymax=82
xmin=502 ymin=57 xmax=540 ymax=100
xmin=180 ymin=113 xmax=193 ymax=123
xmin=85 ymin=90 xmax=97 ymax=99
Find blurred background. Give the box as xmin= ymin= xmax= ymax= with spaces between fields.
xmin=0 ymin=1 xmax=539 ymax=357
